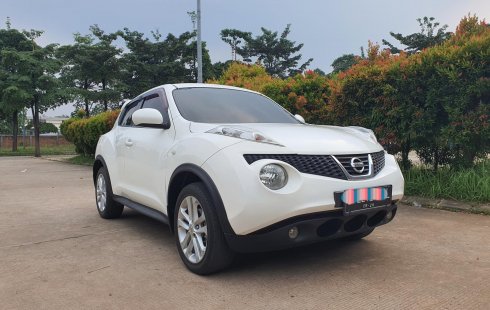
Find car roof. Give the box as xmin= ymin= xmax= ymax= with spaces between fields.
xmin=171 ymin=83 xmax=257 ymax=93
xmin=121 ymin=83 xmax=261 ymax=110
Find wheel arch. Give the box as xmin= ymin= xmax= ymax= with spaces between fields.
xmin=93 ymin=155 xmax=107 ymax=185
xmin=167 ymin=164 xmax=235 ymax=235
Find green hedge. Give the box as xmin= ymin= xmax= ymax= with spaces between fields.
xmin=60 ymin=110 xmax=119 ymax=155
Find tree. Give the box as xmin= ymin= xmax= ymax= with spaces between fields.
xmin=226 ymin=24 xmax=313 ymax=78
xmin=331 ymin=54 xmax=359 ymax=73
xmin=14 ymin=30 xmax=67 ymax=157
xmin=382 ymin=17 xmax=451 ymax=54
xmin=117 ymin=28 xmax=212 ymax=98
xmin=313 ymin=68 xmax=326 ymax=76
xmin=210 ymin=60 xmax=232 ymax=80
xmin=0 ymin=24 xmax=35 ymax=151
xmin=25 ymin=120 xmax=58 ymax=133
xmin=220 ymin=29 xmax=251 ymax=61
xmin=58 ymin=26 xmax=122 ymax=116
xmin=89 ymin=25 xmax=123 ymax=111
xmin=57 ymin=33 xmax=99 ymax=117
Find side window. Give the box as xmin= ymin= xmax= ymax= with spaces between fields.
xmin=141 ymin=91 xmax=171 ymax=128
xmin=119 ymin=99 xmax=142 ymax=127
xmin=141 ymin=94 xmax=165 ymax=115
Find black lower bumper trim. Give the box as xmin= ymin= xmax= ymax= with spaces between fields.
xmin=225 ymin=204 xmax=397 ymax=253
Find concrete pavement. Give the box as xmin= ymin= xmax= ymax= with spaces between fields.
xmin=1 ymin=157 xmax=489 ymax=310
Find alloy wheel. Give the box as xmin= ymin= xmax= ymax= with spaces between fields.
xmin=177 ymin=196 xmax=208 ymax=263
xmin=96 ymin=173 xmax=107 ymax=212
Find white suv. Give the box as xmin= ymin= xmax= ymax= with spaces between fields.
xmin=94 ymin=84 xmax=404 ymax=274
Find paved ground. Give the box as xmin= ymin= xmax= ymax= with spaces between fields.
xmin=1 ymin=157 xmax=489 ymax=310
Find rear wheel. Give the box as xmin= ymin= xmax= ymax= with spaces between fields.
xmin=174 ymin=182 xmax=234 ymax=275
xmin=95 ymin=167 xmax=124 ymax=219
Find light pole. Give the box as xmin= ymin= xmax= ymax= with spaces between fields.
xmin=196 ymin=0 xmax=203 ymax=83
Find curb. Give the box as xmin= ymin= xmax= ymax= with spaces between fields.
xmin=402 ymin=196 xmax=490 ymax=216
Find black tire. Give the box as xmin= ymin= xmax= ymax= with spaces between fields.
xmin=344 ymin=228 xmax=375 ymax=241
xmin=174 ymin=182 xmax=234 ymax=275
xmin=95 ymin=166 xmax=124 ymax=219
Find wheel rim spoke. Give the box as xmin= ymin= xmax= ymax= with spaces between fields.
xmin=180 ymin=231 xmax=192 ymax=250
xmin=185 ymin=197 xmax=193 ymax=221
xmin=192 ymin=236 xmax=201 ymax=261
xmin=194 ymin=213 xmax=206 ymax=225
xmin=177 ymin=218 xmax=189 ymax=230
xmin=195 ymin=233 xmax=206 ymax=253
xmin=179 ymin=207 xmax=191 ymax=223
xmin=185 ymin=234 xmax=194 ymax=255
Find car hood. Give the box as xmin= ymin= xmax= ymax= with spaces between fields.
xmin=189 ymin=122 xmax=383 ymax=154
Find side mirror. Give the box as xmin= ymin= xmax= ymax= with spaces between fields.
xmin=294 ymin=114 xmax=306 ymax=123
xmin=132 ymin=108 xmax=167 ymax=129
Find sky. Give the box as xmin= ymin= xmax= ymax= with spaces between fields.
xmin=1 ymin=0 xmax=489 ymax=116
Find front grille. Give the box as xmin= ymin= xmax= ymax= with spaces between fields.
xmin=243 ymin=154 xmax=347 ymax=180
xmin=371 ymin=150 xmax=386 ymax=175
xmin=333 ymin=150 xmax=385 ymax=178
xmin=333 ymin=153 xmax=370 ymax=176
xmin=243 ymin=150 xmax=385 ymax=180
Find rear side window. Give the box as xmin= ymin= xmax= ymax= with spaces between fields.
xmin=119 ymin=99 xmax=142 ymax=126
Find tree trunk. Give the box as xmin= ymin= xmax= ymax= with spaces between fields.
xmin=102 ymin=79 xmax=108 ymax=111
xmin=33 ymin=100 xmax=41 ymax=157
xmin=84 ymin=79 xmax=90 ymax=117
xmin=433 ymin=147 xmax=439 ymax=172
xmin=462 ymin=148 xmax=476 ymax=168
xmin=11 ymin=110 xmax=18 ymax=152
xmin=401 ymin=139 xmax=411 ymax=170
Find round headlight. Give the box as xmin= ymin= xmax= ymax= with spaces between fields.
xmin=259 ymin=164 xmax=288 ymax=190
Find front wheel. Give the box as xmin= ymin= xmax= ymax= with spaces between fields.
xmin=174 ymin=182 xmax=234 ymax=275
xmin=95 ymin=167 xmax=124 ymax=219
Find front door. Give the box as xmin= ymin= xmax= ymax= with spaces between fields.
xmin=122 ymin=90 xmax=175 ymax=211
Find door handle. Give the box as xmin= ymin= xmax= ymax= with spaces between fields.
xmin=125 ymin=139 xmax=133 ymax=147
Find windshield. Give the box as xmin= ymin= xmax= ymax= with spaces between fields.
xmin=172 ymin=88 xmax=299 ymax=124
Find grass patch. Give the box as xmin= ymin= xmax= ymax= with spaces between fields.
xmin=0 ymin=144 xmax=76 ymax=156
xmin=65 ymin=154 xmax=94 ymax=166
xmin=404 ymin=160 xmax=490 ymax=203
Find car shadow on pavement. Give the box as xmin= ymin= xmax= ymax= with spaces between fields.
xmin=226 ymin=239 xmax=378 ymax=276
xmin=117 ymin=208 xmax=174 ymax=243
xmin=116 ymin=208 xmax=384 ymax=276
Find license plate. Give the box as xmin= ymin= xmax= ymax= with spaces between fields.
xmin=336 ymin=186 xmax=392 ymax=215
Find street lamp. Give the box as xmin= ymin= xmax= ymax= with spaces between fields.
xmin=196 ymin=0 xmax=203 ymax=83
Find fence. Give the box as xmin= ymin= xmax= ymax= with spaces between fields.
xmin=0 ymin=134 xmax=70 ymax=149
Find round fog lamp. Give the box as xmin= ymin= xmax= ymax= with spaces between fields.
xmin=259 ymin=164 xmax=288 ymax=190
xmin=288 ymin=227 xmax=299 ymax=239
xmin=385 ymin=210 xmax=393 ymax=221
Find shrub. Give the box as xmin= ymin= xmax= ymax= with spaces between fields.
xmin=60 ymin=110 xmax=120 ymax=155
xmin=208 ymin=62 xmax=273 ymax=92
xmin=262 ymin=71 xmax=331 ymax=124
xmin=40 ymin=122 xmax=59 ymax=134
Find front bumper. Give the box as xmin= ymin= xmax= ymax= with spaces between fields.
xmin=202 ymin=141 xmax=404 ymax=235
xmin=225 ymin=204 xmax=397 ymax=253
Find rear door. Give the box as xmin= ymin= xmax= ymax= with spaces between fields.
xmin=122 ymin=89 xmax=175 ymax=211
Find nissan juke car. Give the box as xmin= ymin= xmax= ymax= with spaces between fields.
xmin=93 ymin=84 xmax=404 ymax=274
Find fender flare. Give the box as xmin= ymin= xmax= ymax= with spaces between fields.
xmin=93 ymin=155 xmax=108 ymax=185
xmin=168 ymin=163 xmax=235 ymax=235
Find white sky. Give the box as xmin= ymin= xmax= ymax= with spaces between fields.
xmin=1 ymin=0 xmax=488 ymax=117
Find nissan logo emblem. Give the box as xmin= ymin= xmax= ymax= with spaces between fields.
xmin=350 ymin=157 xmax=365 ymax=173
